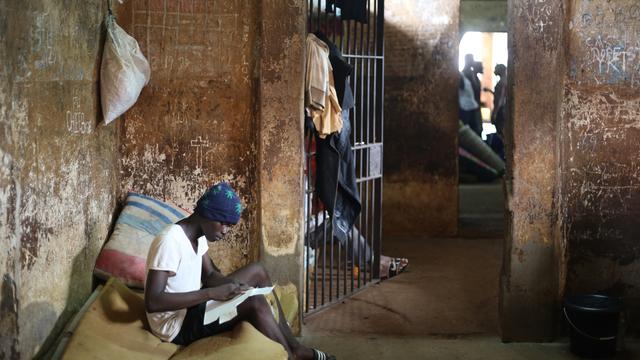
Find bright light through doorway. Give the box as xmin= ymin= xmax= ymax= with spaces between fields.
xmin=459 ymin=32 xmax=508 ymax=140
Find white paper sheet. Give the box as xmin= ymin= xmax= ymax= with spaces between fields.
xmin=203 ymin=286 xmax=274 ymax=325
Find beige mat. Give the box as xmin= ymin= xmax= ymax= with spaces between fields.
xmin=62 ymin=277 xmax=287 ymax=360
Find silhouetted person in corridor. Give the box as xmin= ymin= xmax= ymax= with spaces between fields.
xmin=484 ymin=64 xmax=507 ymax=137
xmin=460 ymin=54 xmax=482 ymax=136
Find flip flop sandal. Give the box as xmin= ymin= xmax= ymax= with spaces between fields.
xmin=313 ymin=348 xmax=337 ymax=360
xmin=388 ymin=258 xmax=408 ymax=278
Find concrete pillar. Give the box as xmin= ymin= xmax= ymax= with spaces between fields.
xmin=500 ymin=0 xmax=566 ymax=342
xmin=258 ymin=0 xmax=306 ymax=334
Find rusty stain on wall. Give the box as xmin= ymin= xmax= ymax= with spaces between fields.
xmin=383 ymin=0 xmax=460 ymax=236
xmin=563 ymin=0 xmax=640 ymax=333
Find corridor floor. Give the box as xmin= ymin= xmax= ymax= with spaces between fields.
xmin=300 ymin=233 xmax=640 ymax=359
xmin=299 ymin=181 xmax=639 ymax=359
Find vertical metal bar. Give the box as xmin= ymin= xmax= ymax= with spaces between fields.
xmin=345 ymin=19 xmax=351 ymax=56
xmin=375 ymin=0 xmax=385 ymax=280
xmin=338 ymin=14 xmax=344 ymax=52
xmin=343 ymin=17 xmax=353 ymax=297
xmin=369 ymin=181 xmax=374 ymax=283
xmin=372 ymin=0 xmax=377 ymax=142
xmin=333 ymin=0 xmax=342 ymax=44
xmin=323 ymin=0 xmax=328 ymax=35
xmin=330 ymin=227 xmax=334 ymax=303
xmin=367 ymin=0 xmax=372 ymax=56
xmin=337 ymin=198 xmax=341 ymax=299
xmin=313 ymin=198 xmax=318 ymax=309
xmin=321 ymin=203 xmax=327 ymax=305
xmin=308 ymin=0 xmax=312 ymax=33
xmin=358 ymin=10 xmax=365 ymax=287
xmin=344 ymin=221 xmax=348 ymax=295
xmin=372 ymin=0 xmax=377 ymax=56
xmin=365 ymin=0 xmax=375 ymax=282
xmin=316 ymin=0 xmax=321 ymax=32
xmin=305 ymin=134 xmax=310 ymax=313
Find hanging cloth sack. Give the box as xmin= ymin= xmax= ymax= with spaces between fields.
xmin=100 ymin=13 xmax=150 ymax=124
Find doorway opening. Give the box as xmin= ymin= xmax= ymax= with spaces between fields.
xmin=458 ymin=31 xmax=508 ymax=238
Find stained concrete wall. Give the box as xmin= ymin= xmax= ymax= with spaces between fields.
xmin=0 ymin=1 xmax=119 ymax=358
xmin=562 ymin=0 xmax=640 ymax=333
xmin=258 ymin=0 xmax=306 ymax=333
xmin=502 ymin=0 xmax=640 ymax=341
xmin=460 ymin=0 xmax=507 ymax=34
xmin=117 ymin=0 xmax=305 ymax=313
xmin=1 ymin=0 xmax=307 ymax=355
xmin=500 ymin=0 xmax=565 ymax=341
xmin=383 ymin=1 xmax=460 ymax=237
xmin=118 ymin=0 xmax=261 ymax=274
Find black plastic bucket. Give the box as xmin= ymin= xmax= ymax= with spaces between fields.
xmin=563 ymin=295 xmax=622 ymax=358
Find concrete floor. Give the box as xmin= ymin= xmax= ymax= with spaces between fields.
xmin=300 ymin=335 xmax=640 ymax=359
xmin=299 ymin=181 xmax=640 ymax=359
xmin=302 ymin=236 xmax=501 ymax=336
xmin=458 ymin=181 xmax=505 ymax=238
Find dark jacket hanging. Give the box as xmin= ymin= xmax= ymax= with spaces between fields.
xmin=310 ymin=33 xmax=360 ymax=244
xmin=315 ymin=109 xmax=360 ymax=244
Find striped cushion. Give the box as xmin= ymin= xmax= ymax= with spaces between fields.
xmin=94 ymin=192 xmax=190 ymax=288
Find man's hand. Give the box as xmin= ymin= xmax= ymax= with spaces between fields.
xmin=207 ymin=283 xmax=251 ymax=301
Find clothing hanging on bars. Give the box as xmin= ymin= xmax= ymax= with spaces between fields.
xmin=305 ymin=34 xmax=330 ymax=109
xmin=306 ymin=33 xmax=343 ymax=138
xmin=315 ymin=109 xmax=361 ymax=245
xmin=314 ymin=31 xmax=355 ymax=110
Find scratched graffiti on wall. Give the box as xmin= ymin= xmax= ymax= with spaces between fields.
xmin=131 ymin=0 xmax=250 ymax=80
xmin=190 ymin=136 xmax=210 ymax=169
xmin=32 ymin=12 xmax=56 ymax=70
xmin=563 ymin=87 xmax=640 ymax=226
xmin=573 ymin=2 xmax=640 ymax=86
xmin=66 ymin=89 xmax=91 ymax=134
xmin=518 ymin=0 xmax=557 ymax=48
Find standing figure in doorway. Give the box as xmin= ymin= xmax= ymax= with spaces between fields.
xmin=485 ymin=64 xmax=507 ymax=137
xmin=460 ymin=54 xmax=483 ymax=136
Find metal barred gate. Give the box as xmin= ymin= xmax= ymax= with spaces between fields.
xmin=304 ymin=0 xmax=384 ymax=316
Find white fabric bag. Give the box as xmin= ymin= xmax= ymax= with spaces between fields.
xmin=100 ymin=14 xmax=150 ymax=124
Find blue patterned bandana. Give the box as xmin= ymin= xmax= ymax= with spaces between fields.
xmin=194 ymin=183 xmax=243 ymax=224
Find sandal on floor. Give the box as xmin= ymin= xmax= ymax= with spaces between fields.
xmin=313 ymin=348 xmax=336 ymax=360
xmin=388 ymin=257 xmax=408 ymax=278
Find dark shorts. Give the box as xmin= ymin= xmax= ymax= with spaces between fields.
xmin=171 ymin=302 xmax=235 ymax=346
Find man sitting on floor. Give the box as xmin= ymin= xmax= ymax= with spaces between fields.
xmin=144 ymin=182 xmax=335 ymax=360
